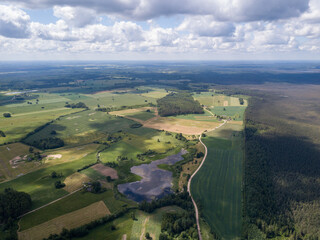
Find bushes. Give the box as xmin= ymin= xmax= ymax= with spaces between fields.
xmin=77 ymin=163 xmax=97 ymax=172
xmin=31 ymin=137 xmax=64 ymax=150
xmin=55 ymin=180 xmax=66 ymax=189
xmin=157 ymin=92 xmax=204 ymax=117
xmin=130 ymin=123 xmax=142 ymax=128
xmin=0 ymin=130 xmax=6 ymax=137
xmin=65 ymin=102 xmax=88 ymax=109
xmin=3 ymin=113 xmax=11 ymax=118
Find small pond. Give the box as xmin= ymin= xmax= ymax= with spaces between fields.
xmin=117 ymin=149 xmax=187 ymax=202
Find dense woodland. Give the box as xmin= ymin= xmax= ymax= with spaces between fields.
xmin=0 ymin=189 xmax=32 ymax=239
xmin=243 ymin=95 xmax=320 ymax=240
xmin=157 ymin=92 xmax=204 ymax=117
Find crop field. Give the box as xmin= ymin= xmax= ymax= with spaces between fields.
xmin=144 ymin=116 xmax=221 ymax=135
xmin=207 ymin=122 xmax=244 ymax=139
xmin=19 ymin=190 xmax=126 ymax=231
xmin=191 ymin=136 xmax=243 ymax=240
xmin=194 ymin=92 xmax=248 ymax=107
xmin=18 ymin=201 xmax=110 ymax=240
xmin=0 ymin=143 xmax=41 ymax=181
xmin=210 ymin=106 xmax=246 ymax=120
xmin=170 ymin=111 xmax=216 ymax=122
xmin=140 ymin=90 xmax=168 ymax=99
xmin=63 ymin=172 xmax=91 ymax=192
xmin=23 ymin=110 xmax=135 ymax=146
xmin=109 ymin=107 xmax=156 ymax=122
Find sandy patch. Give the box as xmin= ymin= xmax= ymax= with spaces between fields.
xmin=223 ymin=101 xmax=229 ymax=106
xmin=9 ymin=156 xmax=23 ymax=168
xmin=88 ymin=112 xmax=96 ymax=116
xmin=46 ymin=154 xmax=62 ymax=160
xmin=91 ymin=164 xmax=118 ymax=179
xmin=66 ymin=116 xmax=80 ymax=120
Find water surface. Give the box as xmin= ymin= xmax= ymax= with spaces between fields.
xmin=118 ymin=149 xmax=187 ymax=202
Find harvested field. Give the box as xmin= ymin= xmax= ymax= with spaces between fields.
xmin=18 ymin=201 xmax=110 ymax=240
xmin=91 ymin=163 xmax=118 ymax=179
xmin=63 ymin=172 xmax=91 ymax=192
xmin=144 ymin=117 xmax=221 ymax=135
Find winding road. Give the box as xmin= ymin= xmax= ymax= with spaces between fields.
xmin=187 ymin=119 xmax=227 ymax=240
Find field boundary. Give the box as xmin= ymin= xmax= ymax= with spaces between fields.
xmin=187 ymin=119 xmax=227 ymax=240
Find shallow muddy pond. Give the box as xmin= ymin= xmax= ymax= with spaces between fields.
xmin=117 ymin=149 xmax=187 ymax=202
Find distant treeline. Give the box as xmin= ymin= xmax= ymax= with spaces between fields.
xmin=157 ymin=92 xmax=204 ymax=117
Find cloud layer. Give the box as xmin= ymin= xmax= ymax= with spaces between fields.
xmin=0 ymin=0 xmax=320 ymax=60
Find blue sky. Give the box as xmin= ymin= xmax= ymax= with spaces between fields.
xmin=0 ymin=0 xmax=320 ymax=60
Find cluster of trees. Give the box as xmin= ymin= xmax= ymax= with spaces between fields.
xmin=64 ymin=102 xmax=88 ymax=109
xmin=139 ymin=192 xmax=197 ymax=239
xmin=55 ymin=180 xmax=65 ymax=189
xmin=0 ymin=188 xmax=32 ymax=224
xmin=175 ymin=133 xmax=187 ymax=141
xmin=136 ymin=149 xmax=157 ymax=161
xmin=32 ymin=137 xmax=64 ymax=150
xmin=0 ymin=130 xmax=6 ymax=137
xmin=77 ymin=162 xmax=97 ymax=172
xmin=157 ymin=92 xmax=204 ymax=117
xmin=3 ymin=113 xmax=11 ymax=118
xmin=26 ymin=151 xmax=42 ymax=161
xmin=139 ymin=191 xmax=194 ymax=213
xmin=239 ymin=98 xmax=244 ymax=105
xmin=130 ymin=123 xmax=142 ymax=128
xmin=95 ymin=107 xmax=109 ymax=112
xmin=160 ymin=212 xmax=198 ymax=239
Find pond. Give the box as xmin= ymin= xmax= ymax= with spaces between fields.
xmin=117 ymin=149 xmax=187 ymax=202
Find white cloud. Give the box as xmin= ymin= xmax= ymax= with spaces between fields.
xmin=5 ymin=0 xmax=310 ymax=21
xmin=53 ymin=6 xmax=97 ymax=27
xmin=177 ymin=16 xmax=235 ymax=37
xmin=0 ymin=5 xmax=31 ymax=38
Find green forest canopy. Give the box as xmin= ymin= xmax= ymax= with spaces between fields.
xmin=157 ymin=92 xmax=204 ymax=117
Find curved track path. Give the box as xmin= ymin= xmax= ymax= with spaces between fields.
xmin=187 ymin=120 xmax=227 ymax=240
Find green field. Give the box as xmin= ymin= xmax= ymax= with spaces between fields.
xmin=194 ymin=92 xmax=248 ymax=107
xmin=0 ymin=151 xmax=97 ymax=208
xmin=19 ymin=190 xmax=129 ymax=231
xmin=122 ymin=110 xmax=156 ymax=121
xmin=0 ymin=92 xmax=80 ymax=144
xmin=191 ymin=136 xmax=243 ymax=240
xmin=211 ymin=106 xmax=246 ymax=120
xmin=23 ymin=110 xmax=135 ymax=146
xmin=78 ymin=206 xmax=184 ymax=240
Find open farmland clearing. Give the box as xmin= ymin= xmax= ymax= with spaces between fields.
xmin=91 ymin=163 xmax=118 ymax=179
xmin=18 ymin=201 xmax=110 ymax=240
xmin=23 ymin=110 xmax=135 ymax=146
xmin=0 ymin=143 xmax=41 ymax=181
